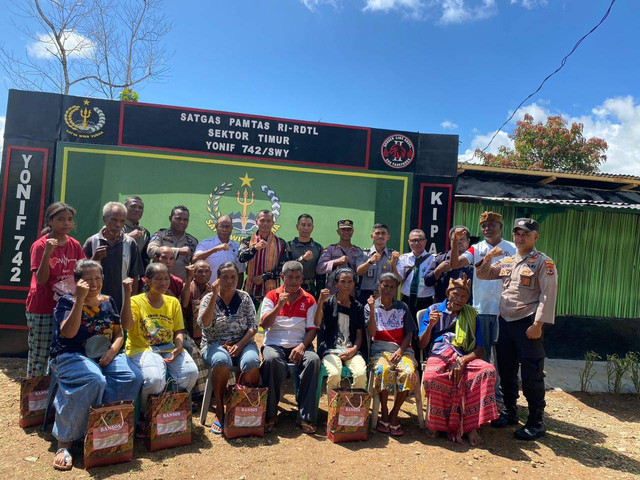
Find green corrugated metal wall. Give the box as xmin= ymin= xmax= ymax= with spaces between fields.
xmin=453 ymin=201 xmax=640 ymax=318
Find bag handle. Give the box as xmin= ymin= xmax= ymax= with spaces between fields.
xmin=162 ymin=376 xmax=179 ymax=395
xmin=240 ymin=388 xmax=262 ymax=408
xmin=345 ymin=393 xmax=364 ymax=410
xmin=100 ymin=411 xmax=125 ymax=431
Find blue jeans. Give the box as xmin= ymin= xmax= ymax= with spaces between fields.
xmin=130 ymin=350 xmax=199 ymax=409
xmin=476 ymin=314 xmax=502 ymax=403
xmin=50 ymin=352 xmax=143 ymax=442
xmin=202 ymin=342 xmax=260 ymax=372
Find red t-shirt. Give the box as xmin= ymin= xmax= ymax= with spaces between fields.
xmin=26 ymin=235 xmax=86 ymax=314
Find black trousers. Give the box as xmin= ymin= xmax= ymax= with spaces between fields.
xmin=496 ymin=315 xmax=546 ymax=415
xmin=400 ymin=295 xmax=433 ymax=320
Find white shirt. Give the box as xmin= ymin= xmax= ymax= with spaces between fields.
xmin=396 ymin=251 xmax=436 ymax=298
xmin=462 ymin=238 xmax=516 ymax=315
xmin=194 ymin=236 xmax=245 ymax=283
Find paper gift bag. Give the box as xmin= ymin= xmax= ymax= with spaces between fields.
xmin=326 ymin=388 xmax=370 ymax=443
xmin=223 ymin=383 xmax=267 ymax=439
xmin=84 ymin=401 xmax=135 ymax=468
xmin=145 ymin=384 xmax=192 ymax=451
xmin=19 ymin=375 xmax=51 ymax=428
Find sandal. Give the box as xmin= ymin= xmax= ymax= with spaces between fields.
xmin=389 ymin=423 xmax=404 ymax=436
xmin=210 ymin=420 xmax=223 ymax=435
xmin=298 ymin=420 xmax=317 ymax=434
xmin=264 ymin=418 xmax=277 ymax=433
xmin=53 ymin=448 xmax=72 ymax=471
xmin=377 ymin=420 xmax=390 ymax=434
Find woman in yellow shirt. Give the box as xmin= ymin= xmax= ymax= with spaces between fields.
xmin=122 ymin=263 xmax=199 ymax=412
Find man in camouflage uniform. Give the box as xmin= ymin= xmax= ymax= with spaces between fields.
xmin=475 ymin=218 xmax=558 ymax=441
xmin=148 ymin=205 xmax=198 ymax=281
xmin=316 ymin=219 xmax=362 ymax=295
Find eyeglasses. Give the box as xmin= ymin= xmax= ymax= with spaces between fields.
xmin=409 ymin=238 xmax=426 ymax=243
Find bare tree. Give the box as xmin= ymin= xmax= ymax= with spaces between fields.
xmin=0 ymin=0 xmax=171 ymax=98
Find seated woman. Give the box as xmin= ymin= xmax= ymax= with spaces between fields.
xmin=198 ymin=262 xmax=260 ymax=434
xmin=314 ymin=268 xmax=367 ymax=399
xmin=419 ymin=275 xmax=498 ymax=446
xmin=123 ymin=263 xmax=199 ymax=426
xmin=365 ymin=272 xmax=418 ymax=437
xmin=50 ymin=260 xmax=143 ymax=471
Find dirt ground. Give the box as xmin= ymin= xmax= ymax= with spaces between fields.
xmin=1 ymin=356 xmax=639 ymax=480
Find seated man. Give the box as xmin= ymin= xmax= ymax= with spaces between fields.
xmin=420 ymin=275 xmax=498 ymax=446
xmin=260 ymin=261 xmax=320 ymax=434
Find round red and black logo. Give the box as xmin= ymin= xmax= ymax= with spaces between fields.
xmin=381 ymin=134 xmax=415 ymax=169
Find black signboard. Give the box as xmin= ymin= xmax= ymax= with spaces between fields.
xmin=120 ymin=102 xmax=372 ymax=169
xmin=415 ymin=179 xmax=454 ymax=254
xmin=0 ymin=147 xmax=48 ymax=288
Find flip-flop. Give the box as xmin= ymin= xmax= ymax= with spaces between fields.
xmin=53 ymin=448 xmax=72 ymax=471
xmin=264 ymin=418 xmax=277 ymax=433
xmin=377 ymin=420 xmax=390 ymax=434
xmin=210 ymin=421 xmax=223 ymax=435
xmin=298 ymin=420 xmax=317 ymax=434
xmin=389 ymin=423 xmax=404 ymax=436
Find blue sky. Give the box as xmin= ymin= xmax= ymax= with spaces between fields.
xmin=1 ymin=0 xmax=638 ymax=174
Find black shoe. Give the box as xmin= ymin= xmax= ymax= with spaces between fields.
xmin=514 ymin=423 xmax=546 ymax=440
xmin=491 ymin=411 xmax=518 ymax=428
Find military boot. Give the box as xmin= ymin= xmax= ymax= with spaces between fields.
xmin=514 ymin=408 xmax=546 ymax=440
xmin=491 ymin=404 xmax=518 ymax=428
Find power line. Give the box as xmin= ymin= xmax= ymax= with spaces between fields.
xmin=480 ymin=0 xmax=617 ymax=154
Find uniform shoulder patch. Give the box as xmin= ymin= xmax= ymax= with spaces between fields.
xmin=544 ymin=260 xmax=555 ymax=275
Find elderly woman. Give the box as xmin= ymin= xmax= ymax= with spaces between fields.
xmin=314 ymin=268 xmax=367 ymax=398
xmin=366 ymin=272 xmax=418 ymax=436
xmin=26 ymin=202 xmax=86 ymax=377
xmin=198 ymin=262 xmax=260 ymax=434
xmin=50 ymin=260 xmax=143 ymax=471
xmin=419 ymin=275 xmax=498 ymax=446
xmin=123 ymin=263 xmax=199 ymax=423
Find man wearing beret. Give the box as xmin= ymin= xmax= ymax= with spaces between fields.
xmin=316 ymin=219 xmax=363 ymax=294
xmin=475 ymin=218 xmax=558 ymax=440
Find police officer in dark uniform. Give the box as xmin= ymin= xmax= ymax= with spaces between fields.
xmin=316 ymin=219 xmax=362 ymax=294
xmin=476 ymin=218 xmax=558 ymax=440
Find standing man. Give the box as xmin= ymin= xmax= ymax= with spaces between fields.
xmin=238 ymin=209 xmax=287 ymax=305
xmin=396 ymin=229 xmax=435 ymax=317
xmin=83 ymin=202 xmax=144 ymax=311
xmin=356 ymin=223 xmax=400 ymax=305
xmin=123 ymin=196 xmax=151 ymax=269
xmin=476 ymin=218 xmax=557 ymax=440
xmin=425 ymin=225 xmax=474 ymax=303
xmin=286 ymin=214 xmax=325 ymax=297
xmin=260 ymin=261 xmax=320 ymax=434
xmin=450 ymin=211 xmax=516 ymax=405
xmin=316 ymin=219 xmax=362 ymax=295
xmin=147 ymin=205 xmax=198 ymax=282
xmin=193 ymin=215 xmax=244 ymax=286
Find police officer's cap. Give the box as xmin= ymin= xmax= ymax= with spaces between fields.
xmin=513 ymin=218 xmax=539 ymax=233
xmin=338 ymin=219 xmax=354 ymax=229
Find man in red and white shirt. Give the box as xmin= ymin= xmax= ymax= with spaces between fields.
xmin=260 ymin=261 xmax=320 ymax=433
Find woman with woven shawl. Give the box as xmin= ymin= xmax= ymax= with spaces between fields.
xmin=419 ymin=274 xmax=498 ymax=446
xmin=238 ymin=210 xmax=287 ymax=306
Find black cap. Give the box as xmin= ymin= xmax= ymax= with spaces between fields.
xmin=338 ymin=219 xmax=354 ymax=229
xmin=513 ymin=218 xmax=539 ymax=233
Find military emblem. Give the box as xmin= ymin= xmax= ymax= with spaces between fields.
xmin=381 ymin=134 xmax=415 ymax=169
xmin=64 ymin=99 xmax=106 ymax=138
xmin=544 ymin=260 xmax=555 ymax=276
xmin=206 ymin=172 xmax=281 ymax=242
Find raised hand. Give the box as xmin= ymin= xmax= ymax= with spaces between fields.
xmin=391 ymin=251 xmax=400 ymax=263
xmin=76 ymin=279 xmax=90 ymax=300
xmin=185 ymin=264 xmax=196 ymax=280
xmin=127 ymin=229 xmax=143 ymax=240
xmin=318 ymin=288 xmax=331 ymax=304
xmin=277 ymin=292 xmax=290 ymax=307
xmin=254 ymin=240 xmax=268 ymax=251
xmin=428 ymin=309 xmax=441 ymax=326
xmin=122 ymin=277 xmax=134 ymax=297
xmin=486 ymin=246 xmax=504 ymax=261
xmin=302 ymin=250 xmax=314 ymax=262
xmin=44 ymin=238 xmax=59 ymax=255
xmin=93 ymin=245 xmax=108 ymax=261
xmin=369 ymin=252 xmax=382 ymax=264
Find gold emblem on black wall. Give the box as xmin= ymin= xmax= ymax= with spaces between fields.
xmin=64 ymin=99 xmax=106 ymax=138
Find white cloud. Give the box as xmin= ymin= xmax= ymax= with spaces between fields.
xmin=510 ymin=0 xmax=548 ymax=9
xmin=27 ymin=30 xmax=94 ymax=60
xmin=438 ymin=0 xmax=497 ymax=25
xmin=459 ymin=97 xmax=640 ymax=176
xmin=363 ymin=0 xmax=423 ymax=18
xmin=441 ymin=120 xmax=459 ymax=130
